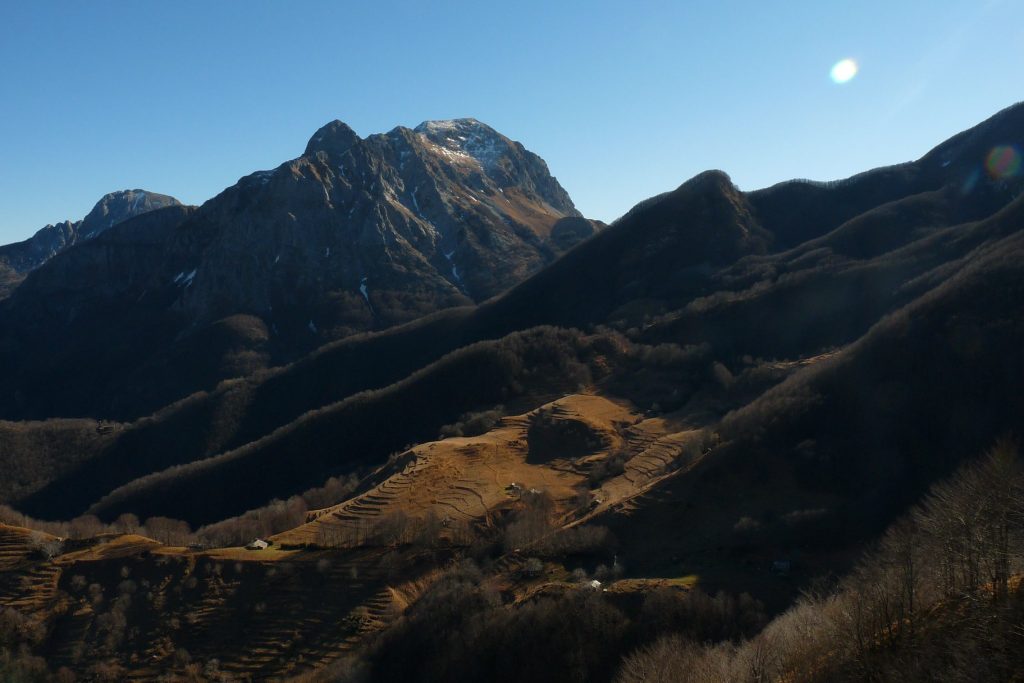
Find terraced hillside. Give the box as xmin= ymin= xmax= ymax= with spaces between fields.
xmin=274 ymin=394 xmax=706 ymax=548
xmin=0 ymin=393 xmax=725 ymax=679
xmin=0 ymin=524 xmax=446 ymax=680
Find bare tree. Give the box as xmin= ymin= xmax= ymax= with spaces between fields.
xmin=114 ymin=513 xmax=140 ymax=535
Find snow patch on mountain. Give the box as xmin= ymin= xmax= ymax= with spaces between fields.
xmin=414 ymin=118 xmax=510 ymax=171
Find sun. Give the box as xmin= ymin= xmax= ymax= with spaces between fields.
xmin=830 ymin=58 xmax=859 ymax=84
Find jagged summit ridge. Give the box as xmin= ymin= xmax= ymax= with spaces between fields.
xmin=73 ymin=114 xmax=600 ymax=350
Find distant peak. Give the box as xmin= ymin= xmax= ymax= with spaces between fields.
xmin=305 ymin=120 xmax=361 ymax=156
xmin=80 ymin=189 xmax=182 ymax=238
xmin=90 ymin=189 xmax=181 ymax=212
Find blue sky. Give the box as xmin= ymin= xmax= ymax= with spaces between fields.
xmin=1 ymin=0 xmax=1022 ymax=243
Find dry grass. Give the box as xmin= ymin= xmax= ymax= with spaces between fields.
xmin=274 ymin=394 xmax=644 ymax=548
xmin=604 ymin=576 xmax=700 ymax=593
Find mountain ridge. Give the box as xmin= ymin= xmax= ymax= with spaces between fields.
xmin=4 ymin=103 xmax=1022 ymax=525
xmin=0 ymin=116 xmax=600 ymax=419
xmin=1 ymin=104 xmax=1024 ymax=681
xmin=0 ymin=189 xmax=182 ymax=297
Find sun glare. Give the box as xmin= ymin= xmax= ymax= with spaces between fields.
xmin=830 ymin=58 xmax=858 ymax=84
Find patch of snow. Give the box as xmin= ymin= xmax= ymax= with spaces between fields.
xmin=308 ymin=319 xmax=317 ymax=334
xmin=444 ymin=248 xmax=462 ymax=284
xmin=411 ymin=186 xmax=422 ymax=216
xmin=428 ymin=143 xmax=476 ymax=165
xmin=415 ymin=119 xmax=462 ymax=134
xmin=359 ymin=276 xmax=374 ymax=314
xmin=941 ymin=159 xmax=952 ymax=167
xmin=414 ymin=119 xmax=508 ymax=171
xmin=173 ymin=269 xmax=197 ymax=287
xmin=324 ymin=247 xmax=331 ymax=257
xmin=273 ymin=254 xmax=280 ymax=265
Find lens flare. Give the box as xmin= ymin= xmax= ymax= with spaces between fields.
xmin=985 ymin=145 xmax=1021 ymax=179
xmin=961 ymin=168 xmax=981 ymax=196
xmin=830 ymin=58 xmax=858 ymax=84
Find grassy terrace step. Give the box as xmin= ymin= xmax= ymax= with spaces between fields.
xmin=361 ymin=494 xmax=393 ymax=504
xmin=0 ymin=562 xmax=61 ymax=614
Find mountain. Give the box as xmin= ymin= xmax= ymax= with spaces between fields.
xmin=4 ymin=101 xmax=1022 ymax=526
xmin=1 ymin=103 xmax=1023 ymax=681
xmin=168 ymin=117 xmax=596 ymax=333
xmin=0 ymin=189 xmax=181 ymax=297
xmin=0 ymin=118 xmax=599 ymax=419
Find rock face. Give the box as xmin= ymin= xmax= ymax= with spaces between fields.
xmin=0 ymin=190 xmax=181 ymax=297
xmin=166 ymin=118 xmax=597 ymax=337
xmin=0 ymin=118 xmax=600 ymax=418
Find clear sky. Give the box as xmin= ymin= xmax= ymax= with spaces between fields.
xmin=1 ymin=0 xmax=1022 ymax=243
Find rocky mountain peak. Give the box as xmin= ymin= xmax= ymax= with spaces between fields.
xmin=79 ymin=190 xmax=182 ymax=239
xmin=304 ymin=120 xmax=361 ymax=157
xmin=0 ymin=189 xmax=183 ymax=294
xmin=168 ymin=116 xmax=596 ymax=335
